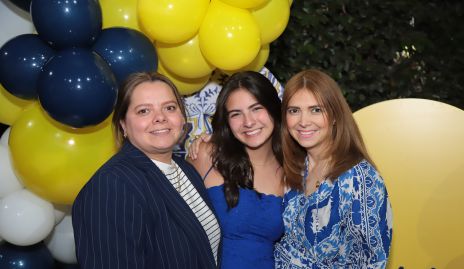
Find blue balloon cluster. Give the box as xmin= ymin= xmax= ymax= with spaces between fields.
xmin=0 ymin=0 xmax=158 ymax=128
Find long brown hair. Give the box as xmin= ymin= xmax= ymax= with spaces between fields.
xmin=112 ymin=72 xmax=187 ymax=147
xmin=282 ymin=69 xmax=375 ymax=190
xmin=211 ymin=71 xmax=283 ymax=208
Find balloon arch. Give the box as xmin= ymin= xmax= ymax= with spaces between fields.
xmin=0 ymin=0 xmax=290 ymax=266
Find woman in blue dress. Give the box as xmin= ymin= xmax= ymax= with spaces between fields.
xmin=188 ymin=71 xmax=284 ymax=269
xmin=274 ymin=69 xmax=393 ymax=268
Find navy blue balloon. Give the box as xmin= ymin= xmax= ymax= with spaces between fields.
xmin=31 ymin=0 xmax=102 ymax=48
xmin=38 ymin=48 xmax=117 ymax=128
xmin=0 ymin=241 xmax=55 ymax=269
xmin=0 ymin=34 xmax=55 ymax=99
xmin=93 ymin=27 xmax=158 ymax=86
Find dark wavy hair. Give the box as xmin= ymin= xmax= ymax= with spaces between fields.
xmin=211 ymin=71 xmax=283 ymax=209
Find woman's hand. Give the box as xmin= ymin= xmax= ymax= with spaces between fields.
xmin=188 ymin=134 xmax=211 ymax=160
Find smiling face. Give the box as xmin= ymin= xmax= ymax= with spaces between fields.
xmin=285 ymin=89 xmax=330 ymax=156
xmin=226 ymin=88 xmax=275 ymax=150
xmin=120 ymin=81 xmax=185 ymax=162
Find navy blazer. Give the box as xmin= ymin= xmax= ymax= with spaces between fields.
xmin=72 ymin=141 xmax=220 ymax=269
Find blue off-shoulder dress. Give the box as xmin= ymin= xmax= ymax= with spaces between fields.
xmin=207 ymin=184 xmax=284 ymax=269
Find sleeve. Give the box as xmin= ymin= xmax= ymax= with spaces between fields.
xmin=72 ymin=170 xmax=147 ymax=269
xmin=350 ymin=162 xmax=393 ymax=269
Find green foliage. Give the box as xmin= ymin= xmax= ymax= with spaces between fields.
xmin=267 ymin=0 xmax=464 ymax=110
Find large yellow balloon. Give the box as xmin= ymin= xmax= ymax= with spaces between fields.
xmin=138 ymin=0 xmax=209 ymax=44
xmin=219 ymin=0 xmax=270 ymax=9
xmin=158 ymin=62 xmax=210 ymax=96
xmin=199 ymin=0 xmax=261 ymax=70
xmin=0 ymin=84 xmax=33 ymax=125
xmin=354 ymin=99 xmax=464 ymax=269
xmin=9 ymin=103 xmax=117 ymax=204
xmin=100 ymin=0 xmax=140 ymax=30
xmin=220 ymin=44 xmax=269 ymax=75
xmin=252 ymin=0 xmax=290 ymax=44
xmin=156 ymin=35 xmax=215 ymax=79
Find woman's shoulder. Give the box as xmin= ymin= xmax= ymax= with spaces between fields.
xmin=204 ymin=171 xmax=224 ymax=188
xmin=355 ymin=159 xmax=383 ymax=181
xmin=339 ymin=159 xmax=377 ymax=177
xmin=337 ymin=159 xmax=386 ymax=191
xmin=97 ymin=151 xmax=142 ymax=176
xmin=79 ymin=153 xmax=148 ymax=196
xmin=186 ymin=142 xmax=215 ymax=177
xmin=195 ymin=141 xmax=214 ymax=162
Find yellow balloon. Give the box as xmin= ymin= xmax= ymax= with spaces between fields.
xmin=156 ymin=35 xmax=215 ymax=79
xmin=252 ymin=0 xmax=290 ymax=44
xmin=100 ymin=0 xmax=140 ymax=30
xmin=219 ymin=0 xmax=270 ymax=9
xmin=0 ymin=84 xmax=33 ymax=125
xmin=199 ymin=0 xmax=261 ymax=70
xmin=9 ymin=103 xmax=117 ymax=204
xmin=138 ymin=0 xmax=209 ymax=43
xmin=158 ymin=62 xmax=210 ymax=96
xmin=354 ymin=99 xmax=464 ymax=269
xmin=220 ymin=44 xmax=269 ymax=75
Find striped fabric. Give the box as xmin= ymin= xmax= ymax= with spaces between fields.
xmin=154 ymin=160 xmax=221 ymax=264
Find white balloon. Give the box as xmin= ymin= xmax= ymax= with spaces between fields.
xmin=0 ymin=0 xmax=34 ymax=47
xmin=53 ymin=204 xmax=71 ymax=225
xmin=0 ymin=145 xmax=23 ymax=198
xmin=0 ymin=189 xmax=55 ymax=246
xmin=0 ymin=127 xmax=10 ymax=147
xmin=45 ymin=215 xmax=77 ymax=264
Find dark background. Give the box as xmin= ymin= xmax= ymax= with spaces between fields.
xmin=267 ymin=0 xmax=464 ymax=111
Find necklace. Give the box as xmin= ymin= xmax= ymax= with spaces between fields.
xmin=171 ymin=163 xmax=183 ymax=193
xmin=305 ymin=157 xmax=327 ymax=195
xmin=301 ymin=156 xmax=322 ymax=263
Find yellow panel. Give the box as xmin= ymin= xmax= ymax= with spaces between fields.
xmin=354 ymin=99 xmax=464 ymax=269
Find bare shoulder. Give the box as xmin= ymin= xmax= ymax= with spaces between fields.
xmin=187 ymin=142 xmax=213 ymax=177
xmin=187 ymin=142 xmax=224 ymax=188
xmin=203 ymin=168 xmax=224 ymax=188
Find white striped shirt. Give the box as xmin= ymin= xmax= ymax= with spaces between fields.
xmin=153 ymin=159 xmax=221 ymax=264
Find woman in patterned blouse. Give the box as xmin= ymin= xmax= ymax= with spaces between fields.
xmin=274 ymin=69 xmax=393 ymax=268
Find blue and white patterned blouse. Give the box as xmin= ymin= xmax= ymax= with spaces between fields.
xmin=274 ymin=160 xmax=393 ymax=269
